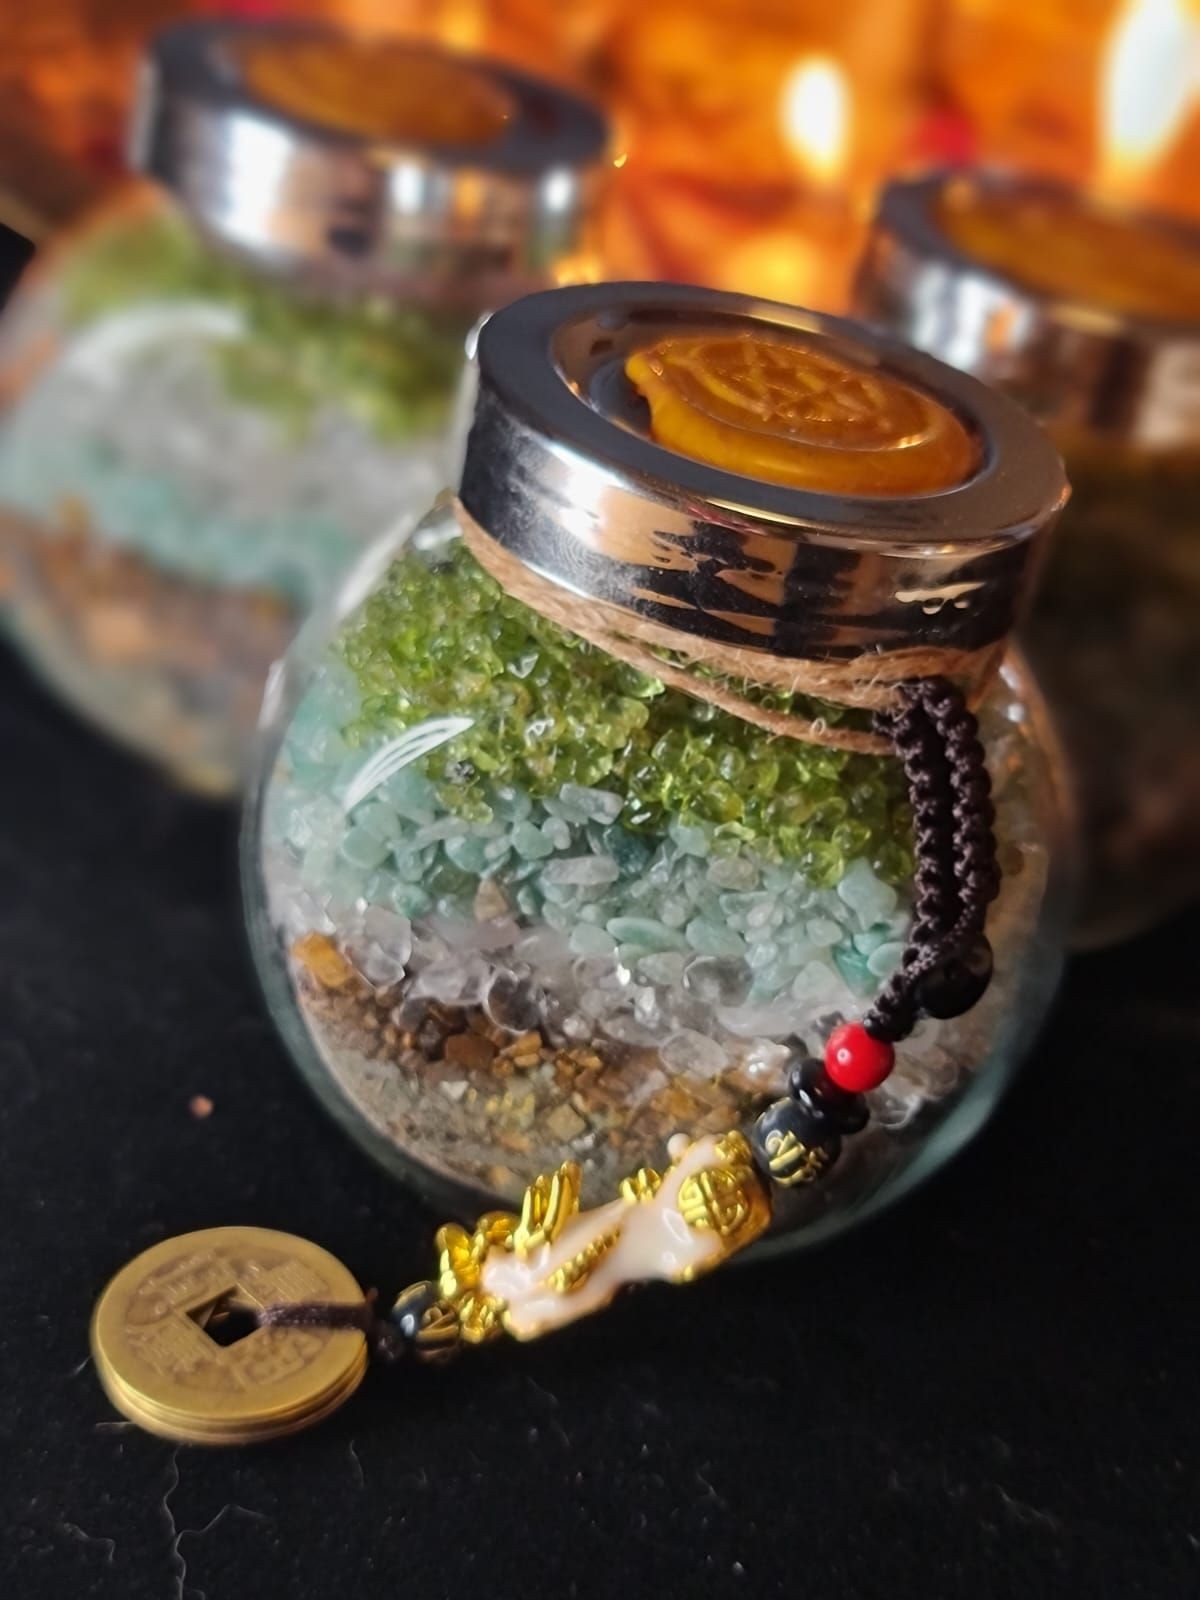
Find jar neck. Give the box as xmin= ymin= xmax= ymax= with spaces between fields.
xmin=190 ymin=211 xmax=577 ymax=320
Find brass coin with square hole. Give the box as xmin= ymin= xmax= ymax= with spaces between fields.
xmin=91 ymin=1227 xmax=368 ymax=1444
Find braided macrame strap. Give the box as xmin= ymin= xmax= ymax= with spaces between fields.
xmin=864 ymin=678 xmax=1000 ymax=1045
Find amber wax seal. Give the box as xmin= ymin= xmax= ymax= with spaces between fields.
xmin=934 ymin=183 xmax=1200 ymax=325
xmin=858 ymin=172 xmax=1200 ymax=451
xmin=239 ymin=36 xmax=514 ymax=146
xmin=625 ymin=332 xmax=977 ymax=495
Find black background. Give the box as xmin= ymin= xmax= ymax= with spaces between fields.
xmin=1 ymin=638 xmax=1197 ymax=1600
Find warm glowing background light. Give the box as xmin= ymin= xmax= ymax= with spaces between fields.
xmin=3 ymin=0 xmax=1200 ymax=297
xmin=1100 ymin=0 xmax=1199 ymax=191
xmin=781 ymin=56 xmax=850 ymax=187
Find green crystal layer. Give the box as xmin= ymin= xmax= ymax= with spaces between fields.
xmin=60 ymin=208 xmax=470 ymax=441
xmin=339 ymin=539 xmax=914 ymax=888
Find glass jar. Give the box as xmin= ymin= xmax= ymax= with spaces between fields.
xmin=0 ymin=19 xmax=607 ymax=793
xmin=246 ymin=283 xmax=1069 ymax=1249
xmin=857 ymin=171 xmax=1200 ymax=945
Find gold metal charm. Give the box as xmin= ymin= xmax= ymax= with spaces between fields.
xmin=91 ymin=1227 xmax=368 ymax=1444
xmin=618 ymin=1167 xmax=663 ymax=1204
xmin=431 ymin=1130 xmax=772 ymax=1343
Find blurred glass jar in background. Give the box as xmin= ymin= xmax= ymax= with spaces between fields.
xmin=0 ymin=19 xmax=607 ymax=793
xmin=245 ymin=283 xmax=1070 ymax=1249
xmin=857 ymin=172 xmax=1200 ymax=945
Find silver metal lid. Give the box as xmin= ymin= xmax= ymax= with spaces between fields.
xmin=460 ymin=283 xmax=1067 ymax=674
xmin=856 ymin=171 xmax=1200 ymax=453
xmin=132 ymin=20 xmax=609 ymax=288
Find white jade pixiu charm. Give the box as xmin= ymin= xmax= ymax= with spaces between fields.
xmin=434 ymin=1131 xmax=772 ymax=1344
xmin=92 ymin=1136 xmax=775 ymax=1442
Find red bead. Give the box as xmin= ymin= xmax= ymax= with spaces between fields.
xmin=824 ymin=1023 xmax=895 ymax=1093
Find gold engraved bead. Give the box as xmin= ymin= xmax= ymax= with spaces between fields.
xmin=392 ymin=1281 xmax=465 ymax=1365
xmin=413 ymin=1300 xmax=462 ymax=1363
xmin=91 ymin=1227 xmax=368 ymax=1444
xmin=763 ymin=1127 xmax=836 ymax=1186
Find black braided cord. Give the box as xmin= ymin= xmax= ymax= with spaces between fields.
xmin=863 ymin=678 xmax=1000 ymax=1045
xmin=258 ymin=1293 xmax=408 ymax=1362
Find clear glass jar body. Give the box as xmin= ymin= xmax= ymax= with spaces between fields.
xmin=246 ymin=502 xmax=1069 ymax=1248
xmin=0 ymin=187 xmax=488 ymax=793
xmin=1022 ymin=430 xmax=1200 ymax=944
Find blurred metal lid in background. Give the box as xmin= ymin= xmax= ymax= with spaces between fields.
xmin=857 ymin=170 xmax=1200 ymax=453
xmin=133 ymin=19 xmax=610 ymax=288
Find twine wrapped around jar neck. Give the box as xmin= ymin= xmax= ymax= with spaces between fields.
xmin=454 ymin=502 xmax=1004 ymax=757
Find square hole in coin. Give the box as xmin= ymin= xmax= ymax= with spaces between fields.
xmin=188 ymin=1292 xmax=261 ymax=1348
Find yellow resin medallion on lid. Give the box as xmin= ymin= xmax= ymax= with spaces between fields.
xmin=626 ymin=332 xmax=978 ymax=495
xmin=937 ymin=187 xmax=1200 ymax=325
xmin=240 ymin=37 xmax=514 ymax=145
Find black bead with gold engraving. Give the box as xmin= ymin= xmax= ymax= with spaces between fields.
xmin=389 ymin=1280 xmax=461 ymax=1363
xmin=751 ymin=1096 xmax=842 ymax=1189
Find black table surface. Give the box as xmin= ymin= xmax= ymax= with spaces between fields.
xmin=1 ymin=639 xmax=1197 ymax=1600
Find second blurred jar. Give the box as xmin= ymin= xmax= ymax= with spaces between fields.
xmin=0 ymin=19 xmax=607 ymax=793
xmin=857 ymin=171 xmax=1200 ymax=944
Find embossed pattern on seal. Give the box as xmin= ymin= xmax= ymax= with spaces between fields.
xmin=627 ymin=331 xmax=979 ymax=493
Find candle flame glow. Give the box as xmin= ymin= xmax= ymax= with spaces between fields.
xmin=1100 ymin=0 xmax=1200 ymax=189
xmin=780 ymin=56 xmax=849 ymax=186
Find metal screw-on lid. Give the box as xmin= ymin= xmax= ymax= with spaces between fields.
xmin=132 ymin=20 xmax=609 ymax=288
xmin=856 ymin=171 xmax=1200 ymax=453
xmin=459 ymin=283 xmax=1067 ymax=679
